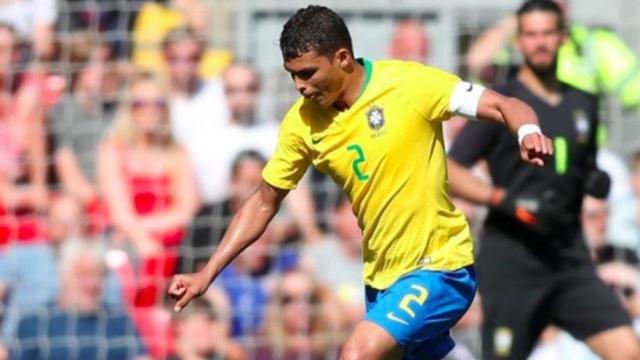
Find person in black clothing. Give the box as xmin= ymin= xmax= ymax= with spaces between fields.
xmin=179 ymin=150 xmax=266 ymax=273
xmin=447 ymin=1 xmax=640 ymax=359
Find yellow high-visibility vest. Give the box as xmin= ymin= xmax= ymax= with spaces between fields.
xmin=558 ymin=24 xmax=640 ymax=109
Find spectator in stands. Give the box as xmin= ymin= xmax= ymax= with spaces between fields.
xmin=0 ymin=0 xmax=56 ymax=60
xmin=0 ymin=23 xmax=47 ymax=248
xmin=97 ymin=72 xmax=198 ymax=307
xmin=224 ymin=62 xmax=276 ymax=126
xmin=606 ymin=151 xmax=640 ymax=250
xmin=179 ymin=60 xmax=319 ymax=260
xmin=132 ymin=0 xmax=232 ymax=77
xmin=163 ymin=27 xmax=230 ymax=203
xmin=582 ymin=195 xmax=640 ymax=264
xmin=56 ymin=0 xmax=139 ymax=59
xmin=199 ymin=151 xmax=297 ymax=338
xmin=170 ymin=297 xmax=245 ymax=360
xmin=388 ymin=18 xmax=430 ymax=63
xmin=181 ymin=150 xmax=268 ymax=273
xmin=9 ymin=238 xmax=148 ymax=359
xmin=218 ymin=232 xmax=272 ymax=340
xmin=301 ymin=196 xmax=364 ymax=329
xmin=49 ymin=44 xmax=122 ymax=214
xmin=256 ymin=269 xmax=341 ymax=360
xmin=0 ymin=195 xmax=123 ymax=341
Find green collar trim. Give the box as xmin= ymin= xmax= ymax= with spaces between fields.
xmin=356 ymin=58 xmax=373 ymax=101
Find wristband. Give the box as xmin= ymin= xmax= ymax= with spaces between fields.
xmin=517 ymin=124 xmax=542 ymax=146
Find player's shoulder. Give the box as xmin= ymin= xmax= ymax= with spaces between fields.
xmin=375 ymin=59 xmax=455 ymax=78
xmin=374 ymin=60 xmax=461 ymax=94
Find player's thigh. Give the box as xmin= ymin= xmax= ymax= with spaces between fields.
xmin=340 ymin=320 xmax=403 ymax=360
xmin=552 ymin=267 xmax=630 ymax=341
xmin=364 ymin=267 xmax=476 ymax=359
xmin=480 ymin=282 xmax=553 ymax=360
xmin=584 ymin=326 xmax=640 ymax=360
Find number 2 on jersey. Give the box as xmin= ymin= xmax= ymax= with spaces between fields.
xmin=347 ymin=144 xmax=369 ymax=181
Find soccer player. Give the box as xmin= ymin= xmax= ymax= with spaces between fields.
xmin=447 ymin=1 xmax=640 ymax=359
xmin=169 ymin=5 xmax=552 ymax=359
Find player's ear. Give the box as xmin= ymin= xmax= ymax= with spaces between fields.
xmin=334 ymin=48 xmax=352 ymax=70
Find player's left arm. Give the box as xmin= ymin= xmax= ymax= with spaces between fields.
xmin=449 ymin=81 xmax=553 ymax=166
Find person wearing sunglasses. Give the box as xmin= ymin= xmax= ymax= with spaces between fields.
xmin=256 ymin=269 xmax=340 ymax=360
xmin=98 ymin=72 xmax=198 ymax=309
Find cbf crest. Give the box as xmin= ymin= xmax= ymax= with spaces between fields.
xmin=573 ymin=109 xmax=591 ymax=143
xmin=367 ymin=105 xmax=385 ymax=131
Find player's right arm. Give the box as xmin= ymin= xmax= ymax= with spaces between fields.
xmin=475 ymin=88 xmax=553 ymax=167
xmin=412 ymin=65 xmax=552 ymax=166
xmin=169 ymin=103 xmax=311 ymax=312
xmin=168 ymin=181 xmax=288 ymax=312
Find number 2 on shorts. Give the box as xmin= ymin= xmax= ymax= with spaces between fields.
xmin=398 ymin=284 xmax=429 ymax=318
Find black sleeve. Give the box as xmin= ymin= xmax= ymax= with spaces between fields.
xmin=448 ymin=120 xmax=502 ymax=167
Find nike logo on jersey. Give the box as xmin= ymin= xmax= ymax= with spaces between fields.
xmin=386 ymin=312 xmax=409 ymax=326
xmin=466 ymin=82 xmax=473 ymax=92
xmin=311 ymin=136 xmax=325 ymax=145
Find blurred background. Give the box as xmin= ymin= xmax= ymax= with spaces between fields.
xmin=1 ymin=0 xmax=640 ymax=359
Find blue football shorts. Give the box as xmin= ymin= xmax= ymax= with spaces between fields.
xmin=364 ymin=266 xmax=477 ymax=359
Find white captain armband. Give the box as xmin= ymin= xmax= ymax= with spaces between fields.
xmin=448 ymin=81 xmax=486 ymax=119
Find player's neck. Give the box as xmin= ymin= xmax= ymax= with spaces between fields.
xmin=332 ymin=61 xmax=366 ymax=112
xmin=518 ymin=66 xmax=562 ymax=106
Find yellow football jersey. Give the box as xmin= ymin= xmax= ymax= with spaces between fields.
xmin=263 ymin=59 xmax=474 ymax=289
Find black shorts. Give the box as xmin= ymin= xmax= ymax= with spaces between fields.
xmin=477 ymin=229 xmax=630 ymax=360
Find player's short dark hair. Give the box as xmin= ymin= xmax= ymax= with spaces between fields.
xmin=279 ymin=5 xmax=354 ymax=61
xmin=516 ymin=0 xmax=565 ymax=31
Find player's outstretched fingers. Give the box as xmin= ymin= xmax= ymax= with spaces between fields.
xmin=545 ymin=136 xmax=554 ymax=155
xmin=530 ymin=134 xmax=542 ymax=154
xmin=174 ymin=288 xmax=198 ymax=312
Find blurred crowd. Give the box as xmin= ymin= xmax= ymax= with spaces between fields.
xmin=0 ymin=0 xmax=639 ymax=359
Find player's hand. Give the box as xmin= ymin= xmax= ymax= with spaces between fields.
xmin=490 ymin=188 xmax=573 ymax=234
xmin=168 ymin=271 xmax=211 ymax=312
xmin=520 ymin=133 xmax=553 ymax=167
